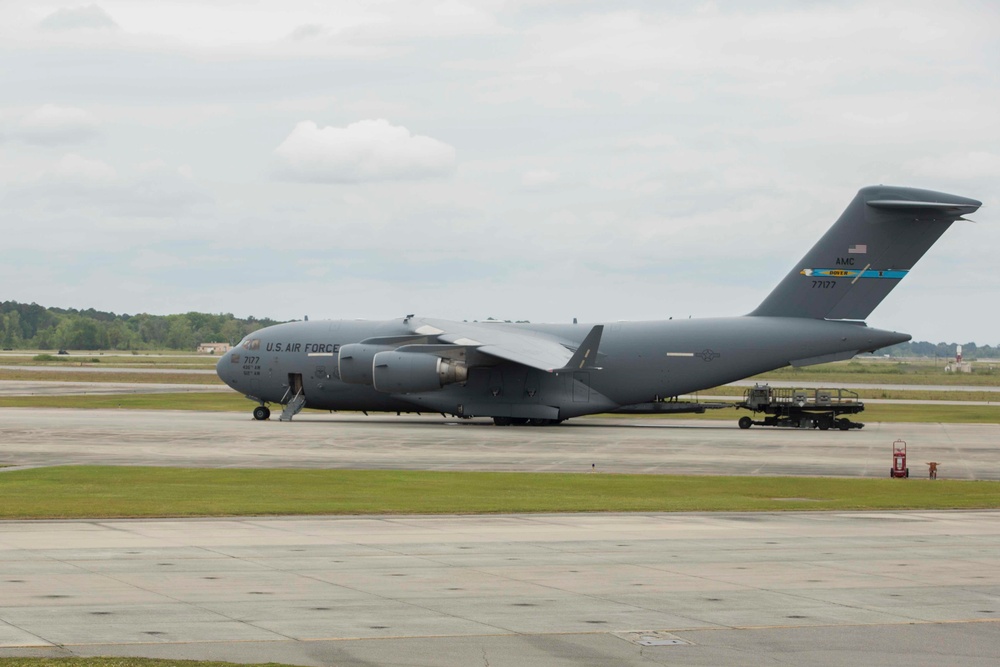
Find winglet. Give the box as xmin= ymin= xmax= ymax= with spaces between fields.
xmin=553 ymin=325 xmax=604 ymax=373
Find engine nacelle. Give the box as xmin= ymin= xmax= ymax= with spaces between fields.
xmin=371 ymin=351 xmax=468 ymax=394
xmin=338 ymin=343 xmax=394 ymax=385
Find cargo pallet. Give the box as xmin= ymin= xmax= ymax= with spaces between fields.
xmin=736 ymin=383 xmax=865 ymax=430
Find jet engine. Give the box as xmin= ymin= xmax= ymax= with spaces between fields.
xmin=371 ymin=351 xmax=468 ymax=394
xmin=337 ymin=343 xmax=394 ymax=385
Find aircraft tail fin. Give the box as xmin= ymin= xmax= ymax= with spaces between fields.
xmin=750 ymin=185 xmax=981 ymax=321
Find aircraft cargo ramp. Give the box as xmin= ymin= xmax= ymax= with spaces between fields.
xmin=737 ymin=383 xmax=865 ymax=430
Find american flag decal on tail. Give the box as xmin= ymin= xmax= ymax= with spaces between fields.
xmin=848 ymin=244 xmax=867 ymax=254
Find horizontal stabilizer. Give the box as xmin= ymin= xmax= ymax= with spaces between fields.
xmin=866 ymin=200 xmax=980 ymax=212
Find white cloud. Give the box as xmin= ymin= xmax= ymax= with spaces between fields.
xmin=0 ymin=1 xmax=997 ymax=341
xmin=614 ymin=133 xmax=678 ymax=151
xmin=19 ymin=1 xmax=501 ymax=56
xmin=17 ymin=105 xmax=100 ymax=145
xmin=129 ymin=249 xmax=188 ymax=271
xmin=49 ymin=153 xmax=117 ymax=182
xmin=273 ymin=119 xmax=457 ymax=183
xmin=5 ymin=155 xmax=210 ymax=221
xmin=287 ymin=24 xmax=325 ymax=40
xmin=38 ymin=4 xmax=118 ymax=31
xmin=471 ymin=4 xmax=996 ymax=112
xmin=521 ymin=169 xmax=559 ymax=189
xmin=903 ymin=151 xmax=1000 ymax=183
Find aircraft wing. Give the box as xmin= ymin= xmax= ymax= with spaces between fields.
xmin=475 ymin=343 xmax=571 ymax=372
xmin=406 ymin=318 xmax=602 ymax=373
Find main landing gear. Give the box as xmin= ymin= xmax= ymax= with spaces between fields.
xmin=493 ymin=417 xmax=562 ymax=426
xmin=252 ymin=405 xmax=271 ymax=421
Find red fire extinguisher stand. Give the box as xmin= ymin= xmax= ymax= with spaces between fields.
xmin=891 ymin=439 xmax=909 ymax=478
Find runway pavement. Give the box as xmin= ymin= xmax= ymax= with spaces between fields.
xmin=0 ymin=511 xmax=997 ymax=666
xmin=1 ymin=407 xmax=998 ymax=665
xmin=1 ymin=408 xmax=998 ymax=479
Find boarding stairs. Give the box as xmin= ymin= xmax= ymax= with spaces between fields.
xmin=279 ymin=390 xmax=306 ymax=422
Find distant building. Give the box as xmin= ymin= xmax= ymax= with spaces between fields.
xmin=197 ymin=342 xmax=231 ymax=355
xmin=944 ymin=344 xmax=973 ymax=373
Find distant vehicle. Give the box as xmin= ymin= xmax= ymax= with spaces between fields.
xmin=57 ymin=350 xmax=69 ymax=355
xmin=215 ymin=185 xmax=981 ymax=424
xmin=737 ymin=384 xmax=865 ymax=430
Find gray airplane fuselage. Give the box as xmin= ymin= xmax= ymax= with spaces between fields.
xmin=216 ymin=316 xmax=907 ymax=420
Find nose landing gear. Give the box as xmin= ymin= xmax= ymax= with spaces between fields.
xmin=252 ymin=405 xmax=271 ymax=421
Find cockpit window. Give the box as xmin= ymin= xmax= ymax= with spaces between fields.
xmin=242 ymin=338 xmax=260 ymax=350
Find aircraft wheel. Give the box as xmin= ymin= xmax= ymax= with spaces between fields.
xmin=493 ymin=417 xmax=512 ymax=426
xmin=738 ymin=416 xmax=752 ymax=430
xmin=253 ymin=406 xmax=270 ymax=421
xmin=510 ymin=418 xmax=530 ymax=426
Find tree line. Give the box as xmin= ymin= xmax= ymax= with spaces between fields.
xmin=0 ymin=300 xmax=995 ymax=355
xmin=0 ymin=301 xmax=282 ymax=351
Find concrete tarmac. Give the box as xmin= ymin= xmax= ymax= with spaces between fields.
xmin=0 ymin=512 xmax=998 ymax=666
xmin=1 ymin=408 xmax=998 ymax=479
xmin=1 ymin=408 xmax=998 ymax=665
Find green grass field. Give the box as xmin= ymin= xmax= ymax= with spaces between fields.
xmin=0 ymin=368 xmax=222 ymax=384
xmin=0 ymin=351 xmax=219 ymax=369
xmin=752 ymin=359 xmax=1000 ymax=386
xmin=0 ymin=467 xmax=997 ymax=519
xmin=0 ymin=392 xmax=243 ymax=411
xmin=0 ymin=659 xmax=295 ymax=667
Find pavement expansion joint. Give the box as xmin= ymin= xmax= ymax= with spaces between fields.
xmin=614 ymin=630 xmax=693 ymax=647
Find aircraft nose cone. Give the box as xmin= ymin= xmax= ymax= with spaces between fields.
xmin=216 ymin=350 xmax=235 ymax=386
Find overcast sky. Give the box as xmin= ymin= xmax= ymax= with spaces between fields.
xmin=1 ymin=1 xmax=997 ymax=343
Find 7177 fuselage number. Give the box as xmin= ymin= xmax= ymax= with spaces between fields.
xmin=242 ymin=356 xmax=261 ymax=376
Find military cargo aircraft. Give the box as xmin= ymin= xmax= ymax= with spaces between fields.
xmin=217 ymin=185 xmax=980 ymax=425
